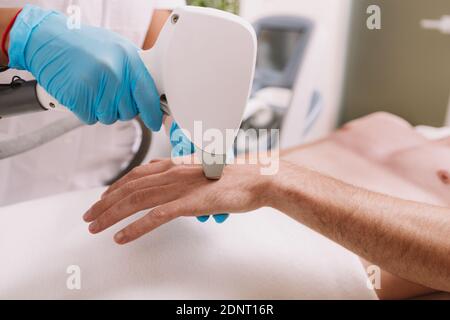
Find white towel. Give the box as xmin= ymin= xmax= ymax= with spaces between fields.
xmin=0 ymin=188 xmax=377 ymax=300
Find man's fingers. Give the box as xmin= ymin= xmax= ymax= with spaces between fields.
xmin=114 ymin=200 xmax=185 ymax=245
xmin=85 ymin=171 xmax=177 ymax=222
xmin=88 ymin=184 xmax=185 ymax=234
xmin=102 ymin=159 xmax=173 ymax=198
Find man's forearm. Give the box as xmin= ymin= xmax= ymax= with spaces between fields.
xmin=267 ymin=162 xmax=450 ymax=292
xmin=0 ymin=8 xmax=21 ymax=65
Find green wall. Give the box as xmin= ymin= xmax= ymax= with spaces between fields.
xmin=341 ymin=0 xmax=450 ymax=126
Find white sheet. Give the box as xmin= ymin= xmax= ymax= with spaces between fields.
xmin=0 ymin=188 xmax=377 ymax=300
xmin=416 ymin=125 xmax=450 ymax=140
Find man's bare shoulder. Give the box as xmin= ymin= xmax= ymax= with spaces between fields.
xmin=282 ymin=112 xmax=449 ymax=206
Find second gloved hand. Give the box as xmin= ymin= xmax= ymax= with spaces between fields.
xmin=8 ymin=5 xmax=162 ymax=130
xmin=170 ymin=122 xmax=229 ymax=224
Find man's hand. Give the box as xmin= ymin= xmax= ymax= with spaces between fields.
xmin=83 ymin=159 xmax=270 ymax=244
xmin=8 ymin=5 xmax=162 ymax=130
xmin=169 ymin=122 xmax=230 ymax=223
xmin=84 ymin=156 xmax=450 ymax=292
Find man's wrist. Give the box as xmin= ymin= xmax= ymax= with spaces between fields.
xmin=264 ymin=165 xmax=289 ymax=210
xmin=264 ymin=162 xmax=312 ymax=212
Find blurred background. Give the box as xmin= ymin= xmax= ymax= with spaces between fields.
xmin=342 ymin=0 xmax=450 ymax=128
xmin=187 ymin=0 xmax=239 ymax=13
xmin=189 ymin=0 xmax=450 ymax=149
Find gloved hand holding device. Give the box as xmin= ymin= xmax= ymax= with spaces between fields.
xmin=6 ymin=5 xmax=162 ymax=130
xmin=170 ymin=122 xmax=230 ymax=224
xmin=3 ymin=5 xmax=256 ymax=225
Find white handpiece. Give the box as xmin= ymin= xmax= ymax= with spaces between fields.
xmin=36 ymin=84 xmax=67 ymax=112
xmin=139 ymin=6 xmax=257 ymax=179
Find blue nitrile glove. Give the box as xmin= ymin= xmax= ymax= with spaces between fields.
xmin=170 ymin=122 xmax=229 ymax=224
xmin=8 ymin=5 xmax=162 ymax=130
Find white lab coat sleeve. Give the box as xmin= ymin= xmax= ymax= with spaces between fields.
xmin=154 ymin=0 xmax=186 ymax=10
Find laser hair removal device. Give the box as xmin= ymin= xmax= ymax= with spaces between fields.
xmin=140 ymin=6 xmax=257 ymax=179
xmin=0 ymin=6 xmax=257 ymax=179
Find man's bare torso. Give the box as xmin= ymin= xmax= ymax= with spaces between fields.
xmin=281 ymin=112 xmax=450 ymax=299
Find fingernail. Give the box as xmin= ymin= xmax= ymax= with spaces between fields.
xmin=213 ymin=214 xmax=229 ymax=224
xmin=114 ymin=232 xmax=126 ymax=244
xmin=89 ymin=221 xmax=99 ymax=233
xmin=197 ymin=216 xmax=210 ymax=223
xmin=83 ymin=210 xmax=91 ymax=222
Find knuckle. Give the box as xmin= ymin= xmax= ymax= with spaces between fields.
xmin=113 ymin=41 xmax=132 ymax=56
xmin=149 ymin=208 xmax=166 ymax=223
xmin=92 ymin=58 xmax=121 ymax=83
xmin=165 ymin=159 xmax=176 ymax=168
xmin=159 ymin=159 xmax=175 ymax=172
xmin=122 ymin=180 xmax=138 ymax=194
xmin=168 ymin=165 xmax=187 ymax=176
xmin=129 ymin=190 xmax=148 ymax=204
xmin=129 ymin=167 xmax=141 ymax=179
xmin=105 ymin=68 xmax=121 ymax=84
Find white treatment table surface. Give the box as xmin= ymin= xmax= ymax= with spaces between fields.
xmin=0 ymin=188 xmax=377 ymax=300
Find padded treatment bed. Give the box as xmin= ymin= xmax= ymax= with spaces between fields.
xmin=0 ymin=187 xmax=376 ymax=300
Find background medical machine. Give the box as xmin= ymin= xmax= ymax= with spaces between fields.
xmin=240 ymin=0 xmax=352 ymax=148
xmin=235 ymin=15 xmax=314 ymax=154
xmin=0 ymin=6 xmax=257 ymax=180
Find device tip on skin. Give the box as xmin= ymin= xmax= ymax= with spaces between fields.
xmin=201 ymin=151 xmax=227 ymax=180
